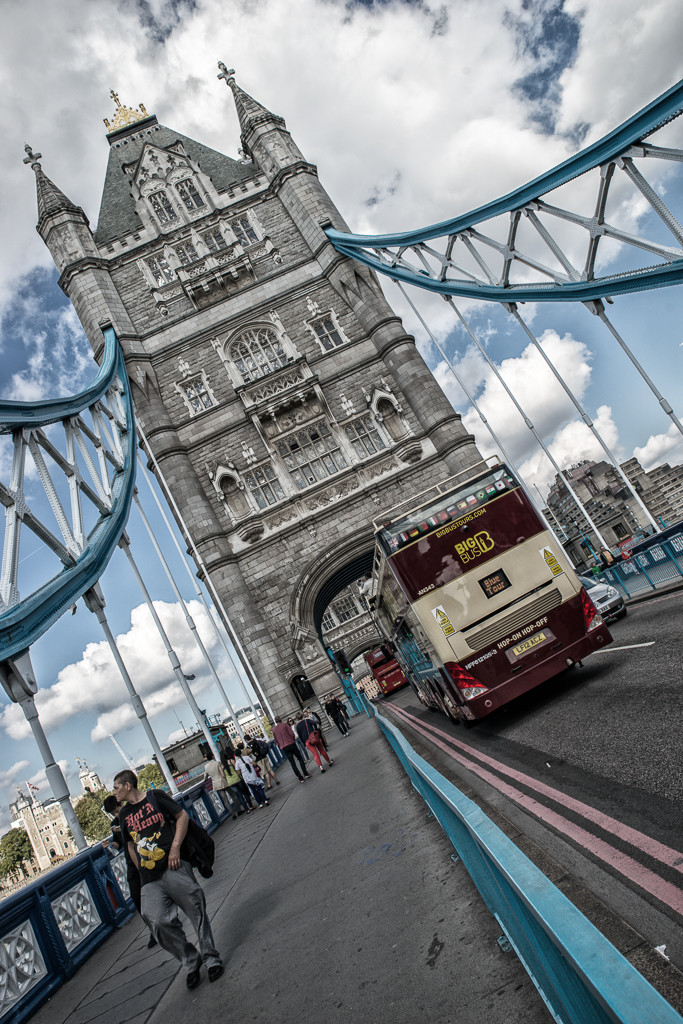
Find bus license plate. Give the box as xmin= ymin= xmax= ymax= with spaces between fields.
xmin=507 ymin=629 xmax=555 ymax=662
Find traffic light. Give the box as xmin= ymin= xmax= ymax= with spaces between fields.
xmin=335 ymin=650 xmax=353 ymax=674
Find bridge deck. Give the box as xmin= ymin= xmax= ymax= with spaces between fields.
xmin=31 ymin=717 xmax=550 ymax=1024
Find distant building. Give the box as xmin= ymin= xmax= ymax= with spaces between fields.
xmin=620 ymin=457 xmax=683 ymax=527
xmin=78 ymin=761 xmax=103 ymax=794
xmin=160 ymin=705 xmax=267 ymax=779
xmin=544 ymin=459 xmax=651 ymax=567
xmin=9 ymin=790 xmax=78 ymax=871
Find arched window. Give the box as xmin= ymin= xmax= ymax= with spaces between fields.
xmin=149 ymin=190 xmax=178 ymax=225
xmin=220 ymin=475 xmax=249 ymax=521
xmin=175 ymin=178 xmax=205 ymax=211
xmin=291 ymin=675 xmax=315 ymax=705
xmin=376 ymin=398 xmax=405 ymax=441
xmin=229 ymin=327 xmax=289 ymax=383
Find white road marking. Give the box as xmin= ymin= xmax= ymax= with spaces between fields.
xmin=593 ymin=641 xmax=656 ymax=653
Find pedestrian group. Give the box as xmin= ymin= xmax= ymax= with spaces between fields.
xmin=104 ymin=695 xmax=350 ymax=991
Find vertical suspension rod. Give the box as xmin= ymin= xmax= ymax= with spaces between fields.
xmin=396 ymin=283 xmax=564 ymax=544
xmin=135 ymin=421 xmax=272 ymax=727
xmin=118 ymin=534 xmax=222 ymax=760
xmin=134 ymin=449 xmax=268 ymax=733
xmin=82 ymin=585 xmax=179 ymax=795
xmin=588 ymin=300 xmax=683 ymax=436
xmin=444 ymin=295 xmax=610 ymax=551
xmin=132 ymin=491 xmax=246 ymax=743
xmin=507 ymin=303 xmax=660 ymax=534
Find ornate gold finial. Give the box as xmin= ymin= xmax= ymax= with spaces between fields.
xmin=217 ymin=61 xmax=236 ymax=87
xmin=103 ymin=89 xmax=149 ymax=133
xmin=23 ymin=143 xmax=43 ymax=171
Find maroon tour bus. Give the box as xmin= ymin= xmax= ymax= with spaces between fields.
xmin=370 ymin=460 xmax=612 ymax=723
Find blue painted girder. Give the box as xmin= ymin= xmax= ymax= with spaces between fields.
xmin=326 ymin=79 xmax=683 ymax=301
xmin=0 ymin=328 xmax=136 ymax=660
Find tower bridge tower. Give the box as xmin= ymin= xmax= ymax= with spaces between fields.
xmin=30 ymin=71 xmax=482 ymax=716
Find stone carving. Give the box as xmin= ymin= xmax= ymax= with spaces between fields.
xmin=300 ymin=643 xmax=321 ymax=664
xmin=305 ymin=477 xmax=359 ymax=511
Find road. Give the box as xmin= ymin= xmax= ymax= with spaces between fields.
xmin=378 ymin=590 xmax=683 ymax=996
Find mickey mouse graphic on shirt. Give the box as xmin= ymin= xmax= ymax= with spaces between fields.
xmin=129 ymin=829 xmax=167 ymax=871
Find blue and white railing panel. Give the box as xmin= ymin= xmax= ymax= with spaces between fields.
xmin=0 ymin=845 xmax=134 ymax=1024
xmin=326 ymin=80 xmax=683 ymax=303
xmin=598 ymin=536 xmax=683 ymax=597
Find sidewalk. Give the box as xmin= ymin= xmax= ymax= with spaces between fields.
xmin=31 ymin=716 xmax=551 ymax=1024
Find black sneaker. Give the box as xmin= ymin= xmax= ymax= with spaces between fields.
xmin=186 ymin=967 xmax=201 ymax=990
xmin=208 ymin=963 xmax=224 ymax=983
xmin=147 ymin=933 xmax=157 ymax=949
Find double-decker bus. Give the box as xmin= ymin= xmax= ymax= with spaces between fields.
xmin=370 ymin=459 xmax=612 ymax=723
xmin=364 ymin=645 xmax=409 ymax=697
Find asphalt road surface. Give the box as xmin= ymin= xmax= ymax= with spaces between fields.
xmin=379 ymin=589 xmax=683 ymax=990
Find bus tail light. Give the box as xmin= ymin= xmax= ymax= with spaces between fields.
xmin=445 ymin=662 xmax=489 ymax=701
xmin=580 ymin=588 xmax=603 ymax=632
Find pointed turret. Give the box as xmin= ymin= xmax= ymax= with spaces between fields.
xmin=218 ymin=64 xmax=286 ymax=141
xmin=23 ymin=142 xmax=137 ymax=352
xmin=217 ymin=63 xmax=306 ymax=181
xmin=24 ymin=145 xmax=87 ymax=236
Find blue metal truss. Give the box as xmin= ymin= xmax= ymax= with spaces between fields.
xmin=0 ymin=327 xmax=136 ymax=660
xmin=326 ymin=80 xmax=683 ymax=302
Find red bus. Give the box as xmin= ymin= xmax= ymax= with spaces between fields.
xmin=370 ymin=460 xmax=612 ymax=723
xmin=364 ymin=645 xmax=409 ymax=697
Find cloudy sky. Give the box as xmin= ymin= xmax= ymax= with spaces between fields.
xmin=1 ymin=0 xmax=683 ymax=832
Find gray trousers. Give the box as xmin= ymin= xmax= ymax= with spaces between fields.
xmin=141 ymin=860 xmax=220 ymax=971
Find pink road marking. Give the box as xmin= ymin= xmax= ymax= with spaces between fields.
xmin=387 ymin=705 xmax=683 ymax=915
xmin=392 ymin=706 xmax=683 ymax=875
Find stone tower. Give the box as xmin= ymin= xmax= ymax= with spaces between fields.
xmin=29 ymin=71 xmax=482 ymax=717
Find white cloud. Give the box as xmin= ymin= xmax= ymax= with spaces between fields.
xmin=3 ymin=0 xmax=681 ymax=319
xmin=633 ymin=423 xmax=683 ymax=471
xmin=0 ymin=599 xmax=228 ymax=742
xmin=518 ymin=404 xmax=623 ymax=492
xmin=452 ymin=328 xmax=595 ymax=463
xmin=0 ymin=759 xmax=30 ymax=790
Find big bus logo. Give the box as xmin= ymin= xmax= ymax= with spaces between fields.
xmin=454 ymin=530 xmax=495 ymax=564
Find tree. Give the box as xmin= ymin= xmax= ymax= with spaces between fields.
xmin=137 ymin=762 xmax=165 ymax=791
xmin=74 ymin=788 xmax=111 ymax=842
xmin=0 ymin=828 xmax=33 ymax=879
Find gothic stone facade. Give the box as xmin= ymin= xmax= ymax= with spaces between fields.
xmin=33 ymin=76 xmax=482 ymax=717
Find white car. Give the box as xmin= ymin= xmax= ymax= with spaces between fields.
xmin=579 ymin=575 xmax=627 ymax=622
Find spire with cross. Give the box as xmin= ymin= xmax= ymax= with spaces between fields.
xmin=217 ymin=62 xmax=236 ymax=87
xmin=23 ymin=144 xmax=42 ymax=172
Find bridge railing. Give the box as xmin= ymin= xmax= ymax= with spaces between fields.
xmin=0 ymin=844 xmax=134 ymax=1024
xmin=366 ymin=699 xmax=682 ymax=1024
xmin=0 ymin=779 xmax=234 ymax=1024
xmin=596 ymin=535 xmax=683 ymax=598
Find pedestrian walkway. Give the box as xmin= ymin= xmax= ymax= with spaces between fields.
xmin=30 ymin=717 xmax=550 ymax=1024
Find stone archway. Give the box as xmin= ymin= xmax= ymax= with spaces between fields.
xmin=289 ymin=529 xmax=376 ymax=644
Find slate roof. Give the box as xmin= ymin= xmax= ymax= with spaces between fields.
xmin=94 ymin=119 xmax=258 ymax=245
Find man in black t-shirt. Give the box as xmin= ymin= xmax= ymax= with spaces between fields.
xmin=113 ymin=770 xmax=222 ymax=990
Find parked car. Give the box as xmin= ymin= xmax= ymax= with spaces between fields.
xmin=579 ymin=575 xmax=627 ymax=622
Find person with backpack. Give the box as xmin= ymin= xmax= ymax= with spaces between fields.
xmin=296 ymin=710 xmax=334 ymax=773
xmin=248 ymin=734 xmax=279 ymax=790
xmin=220 ymin=751 xmax=253 ymax=814
xmin=113 ymin=769 xmax=223 ymax=990
xmin=234 ymin=748 xmax=269 ymax=807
